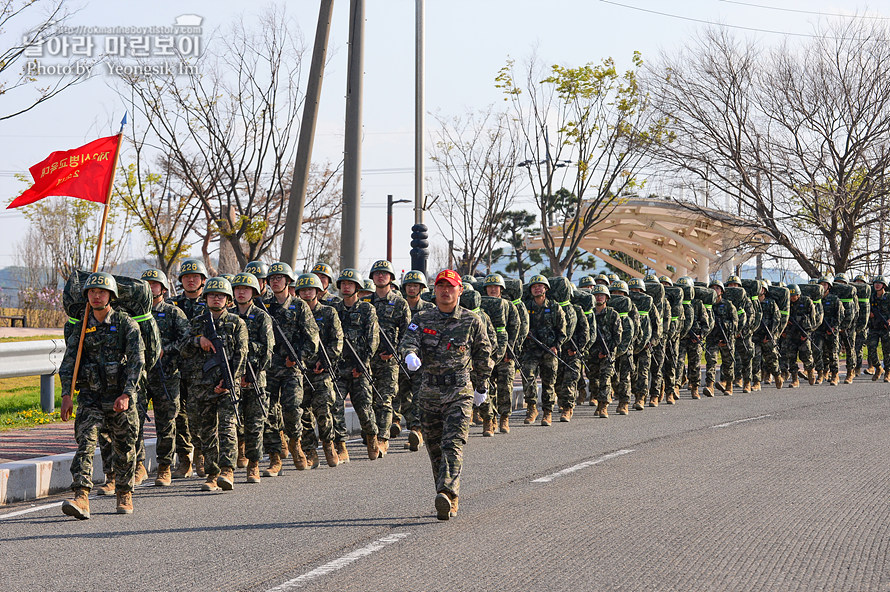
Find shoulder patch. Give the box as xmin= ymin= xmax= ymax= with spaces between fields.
xmin=408 ymin=322 xmax=418 ymax=331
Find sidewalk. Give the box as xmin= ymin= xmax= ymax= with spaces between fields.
xmin=0 ymin=327 xmax=63 ymax=338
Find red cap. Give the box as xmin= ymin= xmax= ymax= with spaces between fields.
xmin=435 ymin=269 xmax=462 ymax=287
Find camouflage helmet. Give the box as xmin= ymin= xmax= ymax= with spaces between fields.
xmin=591 ymin=284 xmax=610 ymax=297
xmin=774 ymin=280 xmax=787 ymax=288
xmin=336 ymin=268 xmax=363 ymax=289
xmin=310 ymin=262 xmax=335 ymax=284
xmin=243 ymin=261 xmax=269 ymax=280
xmin=595 ymin=274 xmax=610 ymax=286
xmin=294 ymin=273 xmax=324 ymax=292
xmin=402 ymin=270 xmax=428 ymax=287
xmin=818 ymin=275 xmax=833 ymax=288
xmin=833 ymin=272 xmax=848 ymax=284
xmin=369 ymin=260 xmax=396 ymax=280
xmin=853 ymin=274 xmax=867 ymax=284
xmin=230 ymin=272 xmax=261 ymax=295
xmin=203 ymin=276 xmax=233 ymax=299
xmin=528 ymin=274 xmax=550 ymax=289
xmin=268 ymin=262 xmax=295 ymax=282
xmin=644 ymin=273 xmax=658 ymax=283
xmin=179 ymin=258 xmax=208 ymax=279
xmin=874 ymin=275 xmax=888 ymax=288
xmin=578 ymin=275 xmax=596 ymax=289
xmin=609 ymin=280 xmax=629 ymax=295
xmin=219 ymin=273 xmax=236 ymax=284
xmin=141 ymin=268 xmax=170 ymax=292
xmin=677 ymin=276 xmax=695 ymax=289
xmin=628 ymin=278 xmax=646 ymax=291
xmin=82 ymin=272 xmax=118 ymax=299
xmin=788 ymin=284 xmax=801 ymax=297
xmin=726 ymin=275 xmax=742 ymax=287
xmin=659 ymin=275 xmax=673 ymax=286
xmin=760 ymin=279 xmax=770 ymax=292
xmin=607 ymin=273 xmax=620 ymax=282
xmin=361 ymin=278 xmax=375 ymax=293
xmin=709 ymin=279 xmax=725 ymax=291
xmin=483 ymin=274 xmax=505 ymax=289
xmin=462 ymin=281 xmax=475 ymax=291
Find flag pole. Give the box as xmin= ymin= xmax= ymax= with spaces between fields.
xmin=67 ymin=114 xmax=128 ymax=414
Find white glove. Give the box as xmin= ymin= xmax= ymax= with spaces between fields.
xmin=473 ymin=389 xmax=488 ymax=406
xmin=405 ymin=352 xmax=422 ymax=372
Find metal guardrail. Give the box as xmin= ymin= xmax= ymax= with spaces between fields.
xmin=0 ymin=339 xmax=66 ymax=413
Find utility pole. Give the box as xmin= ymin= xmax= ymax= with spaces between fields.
xmin=410 ymin=0 xmax=429 ymax=274
xmin=280 ymin=0 xmax=333 ymax=268
xmin=341 ymin=0 xmax=364 ymax=270
xmin=387 ymin=194 xmax=410 ymax=261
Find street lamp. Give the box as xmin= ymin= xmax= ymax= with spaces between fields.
xmin=387 ymin=194 xmax=411 ymax=261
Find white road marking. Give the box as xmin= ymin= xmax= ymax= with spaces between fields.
xmin=533 ymin=449 xmax=634 ymax=483
xmin=266 ymin=532 xmax=410 ymax=591
xmin=711 ymin=414 xmax=772 ymax=429
xmin=0 ymin=501 xmax=62 ymax=519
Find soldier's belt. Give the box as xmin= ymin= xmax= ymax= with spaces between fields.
xmin=426 ymin=372 xmax=470 ymax=387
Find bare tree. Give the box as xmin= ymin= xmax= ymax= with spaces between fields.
xmin=645 ymin=22 xmax=890 ymax=276
xmin=497 ymin=53 xmax=669 ymax=276
xmin=117 ymin=8 xmax=334 ymax=271
xmin=429 ymin=107 xmax=522 ymax=275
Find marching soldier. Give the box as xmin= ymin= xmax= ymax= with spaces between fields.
xmin=752 ymin=280 xmax=782 ymax=389
xmin=398 ymin=270 xmax=434 ymax=449
xmin=519 ymin=275 xmax=566 ymax=426
xmin=781 ymin=284 xmax=817 ymax=388
xmin=704 ymin=280 xmax=737 ymax=396
xmin=726 ymin=275 xmax=755 ymax=393
xmin=243 ymin=261 xmax=271 ymax=300
xmin=628 ymin=278 xmax=657 ymax=410
xmin=678 ymin=277 xmax=711 ymax=400
xmin=556 ymin=287 xmax=589 ymax=421
xmin=61 ymin=272 xmax=145 ymax=519
xmin=296 ymin=272 xmax=343 ymax=468
xmin=170 ymin=258 xmax=209 ymax=478
xmin=867 ymin=275 xmax=890 ymax=382
xmin=851 ymin=274 xmax=870 ymax=380
xmin=333 ymin=269 xmax=381 ymax=460
xmin=814 ymin=276 xmax=845 ymax=386
xmin=483 ymin=274 xmax=520 ymax=433
xmin=179 ymin=277 xmax=248 ymax=491
xmin=230 ymin=272 xmax=274 ymax=482
xmin=399 ymin=269 xmax=493 ymax=520
xmin=140 ymin=269 xmax=190 ymax=487
xmin=589 ymin=284 xmax=621 ymax=417
xmin=608 ymin=280 xmax=636 ymax=415
xmin=311 ymin=262 xmax=341 ymax=306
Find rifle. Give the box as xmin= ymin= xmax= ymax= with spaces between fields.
xmin=202 ymin=312 xmax=242 ymax=428
xmin=525 ymin=333 xmax=580 ymax=375
xmin=594 ymin=328 xmax=614 ymax=365
xmin=342 ymin=334 xmax=386 ymax=404
xmin=568 ymin=336 xmax=593 ymax=375
xmin=505 ymin=340 xmax=533 ymax=384
xmin=317 ymin=340 xmax=347 ymax=402
xmin=758 ymin=319 xmax=777 ymax=348
xmin=256 ymin=300 xmax=315 ymax=393
xmin=153 ymin=358 xmax=174 ymax=406
xmin=871 ymin=304 xmax=890 ymax=332
xmin=789 ymin=316 xmax=822 ymax=356
xmin=376 ymin=324 xmax=412 ymax=378
xmin=243 ymin=361 xmax=268 ymax=418
xmin=136 ymin=396 xmax=152 ymax=423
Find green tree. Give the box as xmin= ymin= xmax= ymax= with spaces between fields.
xmin=495 ymin=209 xmax=542 ymax=282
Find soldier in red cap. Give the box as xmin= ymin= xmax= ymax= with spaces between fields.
xmin=399 ymin=270 xmax=493 ymax=520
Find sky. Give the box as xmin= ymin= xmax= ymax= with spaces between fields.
xmin=0 ymin=0 xmax=884 ymax=277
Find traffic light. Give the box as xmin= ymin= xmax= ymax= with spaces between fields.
xmin=410 ymin=223 xmax=429 ymax=274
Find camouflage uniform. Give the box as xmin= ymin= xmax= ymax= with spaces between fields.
xmin=520 ymin=298 xmax=566 ymax=414
xmin=399 ymin=305 xmax=493 ymax=499
xmin=61 ymin=310 xmax=144 ymax=493
xmin=814 ymin=291 xmax=845 ymax=379
xmin=705 ymin=300 xmax=738 ymax=388
xmin=145 ymin=300 xmax=190 ymax=467
xmin=852 ymin=282 xmax=870 ymax=373
xmin=629 ymin=291 xmax=658 ymax=406
xmin=782 ymin=296 xmax=817 ymax=375
xmin=334 ymin=299 xmax=380 ymax=439
xmin=556 ymin=301 xmax=589 ymax=410
xmin=680 ymin=298 xmax=711 ymax=390
xmin=476 ymin=298 xmax=508 ymax=422
xmin=235 ymin=303 xmax=273 ymax=463
xmin=262 ymin=296 xmax=320 ymax=456
xmin=396 ymin=297 xmax=435 ymax=433
xmin=867 ymin=290 xmax=890 ymax=373
xmin=733 ymin=299 xmax=756 ymax=388
xmin=300 ymin=301 xmax=343 ymax=451
xmin=366 ymin=289 xmax=411 ymax=442
xmin=753 ymin=295 xmax=781 ymax=384
xmin=589 ymin=306 xmax=621 ymax=404
xmin=494 ymin=298 xmax=521 ymax=417
xmin=180 ymin=310 xmax=248 ymax=477
xmin=170 ymin=294 xmax=207 ymax=460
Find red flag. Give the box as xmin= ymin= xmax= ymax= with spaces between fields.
xmin=7 ymin=135 xmax=121 ymax=209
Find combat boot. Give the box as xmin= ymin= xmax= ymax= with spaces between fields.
xmin=97 ymin=473 xmax=115 ymax=496
xmin=722 ymin=381 xmax=733 ymax=396
xmin=322 ymin=441 xmax=339 ymax=467
xmin=62 ymin=488 xmax=90 ymax=520
xmin=407 ymin=429 xmax=424 ymax=451
xmin=194 ymin=453 xmax=206 ymax=478
xmin=616 ymin=401 xmax=629 ymax=415
xmin=336 ymin=441 xmax=350 ymax=463
xmin=884 ymin=373 xmax=890 ymax=383
xmin=559 ymin=407 xmax=573 ymax=422
xmin=378 ymin=438 xmax=390 ymax=457
xmin=588 ymin=397 xmax=598 ymax=406
xmin=171 ymin=454 xmax=192 ymax=479
xmin=246 ymin=460 xmax=261 ymax=483
xmin=814 ymin=371 xmax=824 ymax=385
xmin=134 ymin=463 xmax=148 ymax=486
xmin=733 ymin=378 xmax=743 ymax=389
xmin=873 ymin=367 xmax=883 ymax=382
xmin=366 ymin=435 xmax=380 ymax=460
xmin=790 ymin=376 xmax=799 ymax=388
xmin=263 ymin=452 xmax=282 ymax=477
xmin=472 ymin=408 xmax=483 ymax=426
xmin=540 ymin=410 xmax=552 ymax=426
xmin=807 ymin=368 xmax=816 ymax=385
xmin=595 ymin=401 xmax=609 ymax=418
xmin=116 ymin=491 xmax=133 ymax=514
xmin=865 ymin=365 xmax=875 ymax=375
xmin=499 ymin=415 xmax=510 ymax=434
xmin=752 ymin=381 xmax=761 ymax=392
xmin=703 ymin=382 xmax=714 ymax=397
xmin=829 ymin=372 xmax=839 ymax=386
xmin=291 ymin=439 xmax=309 ymax=469
xmin=389 ymin=420 xmax=402 ymax=439
xmin=742 ymin=381 xmax=751 ymax=393
xmin=201 ymin=474 xmax=221 ymax=492
xmin=217 ymin=467 xmax=235 ymax=491
xmin=482 ymin=418 xmax=495 ymax=436
xmin=450 ymin=494 xmax=459 ymax=518
xmin=435 ymin=492 xmax=452 ymax=521
xmin=280 ymin=431 xmax=289 ymax=458
xmin=236 ymin=439 xmax=248 ymax=468
xmin=155 ymin=464 xmax=172 ymax=487
xmin=633 ymin=396 xmax=644 ymax=411
xmin=524 ymin=403 xmax=538 ymax=424
xmin=844 ymin=371 xmax=854 ymax=384
xmin=690 ymin=385 xmax=700 ymax=399
xmin=305 ymin=446 xmax=320 ymax=469
xmin=775 ymin=374 xmax=784 ymax=389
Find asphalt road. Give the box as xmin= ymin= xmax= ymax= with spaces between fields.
xmin=3 ymin=378 xmax=890 ymax=592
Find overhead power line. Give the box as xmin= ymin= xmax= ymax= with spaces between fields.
xmin=718 ymin=0 xmax=890 ymax=20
